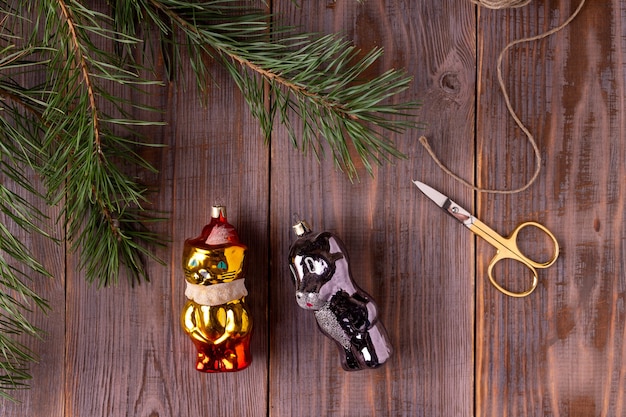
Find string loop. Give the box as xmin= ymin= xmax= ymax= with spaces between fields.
xmin=420 ymin=0 xmax=586 ymax=194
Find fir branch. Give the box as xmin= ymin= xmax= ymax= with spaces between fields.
xmin=0 ymin=0 xmax=420 ymax=400
xmin=129 ymin=0 xmax=420 ymax=178
xmin=0 ymin=1 xmax=163 ymax=398
xmin=33 ymin=0 xmax=164 ymax=286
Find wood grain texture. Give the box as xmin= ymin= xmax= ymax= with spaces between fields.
xmin=63 ymin=32 xmax=270 ymax=416
xmin=269 ymin=1 xmax=475 ymax=416
xmin=0 ymin=174 xmax=65 ymax=417
xmin=0 ymin=46 xmax=66 ymax=414
xmin=475 ymin=0 xmax=626 ymax=416
xmin=165 ymin=57 xmax=270 ymax=417
xmin=3 ymin=0 xmax=626 ymax=416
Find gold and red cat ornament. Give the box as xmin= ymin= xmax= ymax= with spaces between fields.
xmin=181 ymin=206 xmax=252 ymax=372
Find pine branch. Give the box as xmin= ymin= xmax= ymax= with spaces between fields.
xmin=0 ymin=0 xmax=420 ymax=400
xmin=0 ymin=1 xmax=163 ymax=400
xmin=33 ymin=0 xmax=165 ymax=286
xmin=127 ymin=0 xmax=420 ymax=178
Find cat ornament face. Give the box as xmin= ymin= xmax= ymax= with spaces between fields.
xmin=288 ymin=220 xmax=392 ymax=371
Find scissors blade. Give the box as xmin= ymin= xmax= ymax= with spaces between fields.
xmin=412 ymin=180 xmax=474 ymax=227
xmin=412 ymin=181 xmax=449 ymax=208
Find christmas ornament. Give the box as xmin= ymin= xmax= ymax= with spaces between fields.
xmin=288 ymin=220 xmax=392 ymax=371
xmin=181 ymin=206 xmax=252 ymax=372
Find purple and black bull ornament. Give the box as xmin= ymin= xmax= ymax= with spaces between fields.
xmin=288 ymin=220 xmax=392 ymax=371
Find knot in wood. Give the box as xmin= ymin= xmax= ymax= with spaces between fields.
xmin=439 ymin=72 xmax=461 ymax=95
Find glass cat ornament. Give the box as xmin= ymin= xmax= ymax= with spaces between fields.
xmin=288 ymin=220 xmax=392 ymax=371
xmin=181 ymin=206 xmax=252 ymax=372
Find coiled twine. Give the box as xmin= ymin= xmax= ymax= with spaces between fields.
xmin=470 ymin=0 xmax=532 ymax=8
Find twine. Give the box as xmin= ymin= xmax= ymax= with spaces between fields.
xmin=420 ymin=0 xmax=587 ymax=194
xmin=470 ymin=0 xmax=531 ymax=9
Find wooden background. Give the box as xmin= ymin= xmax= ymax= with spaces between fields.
xmin=2 ymin=0 xmax=625 ymax=415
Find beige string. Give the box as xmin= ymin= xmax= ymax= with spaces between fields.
xmin=470 ymin=0 xmax=531 ymax=9
xmin=420 ymin=0 xmax=586 ymax=194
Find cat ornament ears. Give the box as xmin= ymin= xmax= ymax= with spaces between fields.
xmin=288 ymin=220 xmax=392 ymax=371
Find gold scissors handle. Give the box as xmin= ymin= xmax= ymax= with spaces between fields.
xmin=470 ymin=220 xmax=560 ymax=297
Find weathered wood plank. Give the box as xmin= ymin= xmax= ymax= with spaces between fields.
xmin=165 ymin=58 xmax=270 ymax=416
xmin=63 ymin=36 xmax=270 ymax=417
xmin=5 ymin=1 xmax=626 ymax=416
xmin=0 ymin=175 xmax=65 ymax=417
xmin=476 ymin=0 xmax=626 ymax=415
xmin=269 ymin=1 xmax=476 ymax=415
xmin=0 ymin=27 xmax=65 ymax=412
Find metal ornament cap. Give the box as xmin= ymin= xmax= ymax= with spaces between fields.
xmin=211 ymin=205 xmax=227 ymax=219
xmin=292 ymin=220 xmax=312 ymax=237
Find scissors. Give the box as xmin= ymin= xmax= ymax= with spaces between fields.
xmin=413 ymin=181 xmax=559 ymax=297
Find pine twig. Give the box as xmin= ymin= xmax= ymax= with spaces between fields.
xmin=133 ymin=0 xmax=420 ymax=178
